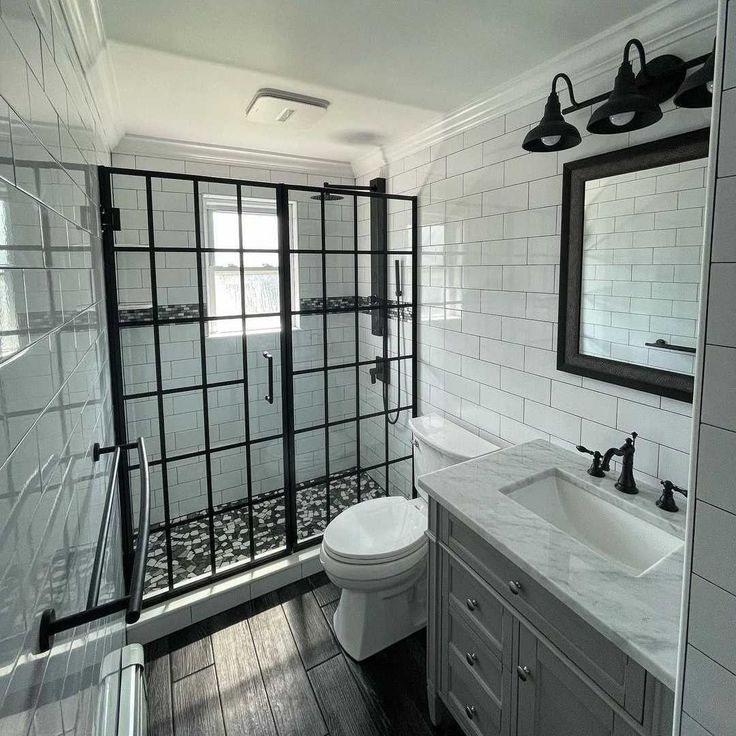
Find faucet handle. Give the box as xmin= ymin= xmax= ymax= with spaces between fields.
xmin=577 ymin=445 xmax=605 ymax=477
xmin=576 ymin=445 xmax=599 ymax=457
xmin=661 ymin=479 xmax=688 ymax=497
xmin=657 ymin=479 xmax=688 ymax=512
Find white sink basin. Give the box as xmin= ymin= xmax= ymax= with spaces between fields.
xmin=501 ymin=468 xmax=683 ymax=577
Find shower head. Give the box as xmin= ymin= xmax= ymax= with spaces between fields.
xmin=311 ymin=192 xmax=344 ymax=201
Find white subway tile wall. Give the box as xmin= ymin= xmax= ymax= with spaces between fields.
xmin=0 ymin=2 xmax=120 ymax=736
xmin=681 ymin=3 xmax=736 ymax=733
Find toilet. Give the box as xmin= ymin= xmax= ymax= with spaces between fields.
xmin=320 ymin=414 xmax=500 ymax=660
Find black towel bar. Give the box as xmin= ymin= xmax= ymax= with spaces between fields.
xmin=39 ymin=437 xmax=151 ymax=653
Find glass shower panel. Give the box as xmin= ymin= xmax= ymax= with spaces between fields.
xmin=247 ymin=324 xmax=283 ymax=440
xmin=250 ymin=437 xmax=287 ymax=556
xmin=151 ymin=176 xmax=196 ymax=249
xmin=104 ymin=169 xmax=416 ymax=600
xmin=120 ymin=326 xmax=155 ymax=394
xmin=111 ymin=172 xmax=148 ymax=247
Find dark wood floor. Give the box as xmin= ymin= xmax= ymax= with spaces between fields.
xmin=145 ymin=573 xmax=464 ymax=736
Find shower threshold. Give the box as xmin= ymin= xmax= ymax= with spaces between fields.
xmin=142 ymin=468 xmax=384 ymax=595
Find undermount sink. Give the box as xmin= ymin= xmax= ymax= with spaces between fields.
xmin=501 ymin=468 xmax=683 ymax=577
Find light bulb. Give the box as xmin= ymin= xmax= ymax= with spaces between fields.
xmin=609 ymin=111 xmax=636 ymax=127
xmin=706 ymin=80 xmax=714 ymax=94
xmin=541 ymin=135 xmax=562 ymax=147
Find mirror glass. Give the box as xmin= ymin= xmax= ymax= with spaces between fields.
xmin=580 ymin=158 xmax=706 ymax=376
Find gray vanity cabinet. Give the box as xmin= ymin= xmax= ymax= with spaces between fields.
xmin=516 ymin=622 xmax=620 ymax=736
xmin=426 ymin=501 xmax=675 ymax=736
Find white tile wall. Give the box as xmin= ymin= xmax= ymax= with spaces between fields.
xmin=0 ymin=2 xmax=120 ymax=736
xmin=680 ymin=3 xmax=736 ymax=733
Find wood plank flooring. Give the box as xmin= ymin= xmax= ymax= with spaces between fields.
xmin=145 ymin=572 xmax=464 ymax=736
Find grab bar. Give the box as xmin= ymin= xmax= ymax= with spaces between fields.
xmin=86 ymin=446 xmax=122 ymax=609
xmin=39 ymin=437 xmax=151 ymax=652
xmin=264 ymin=351 xmax=274 ymax=404
xmin=126 ymin=438 xmax=150 ymax=623
xmin=644 ymin=338 xmax=696 ymax=354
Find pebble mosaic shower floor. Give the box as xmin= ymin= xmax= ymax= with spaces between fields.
xmin=143 ymin=470 xmax=385 ymax=594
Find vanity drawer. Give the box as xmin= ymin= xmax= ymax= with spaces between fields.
xmin=448 ymin=602 xmax=504 ymax=699
xmin=447 ymin=553 xmax=506 ymax=655
xmin=447 ymin=648 xmax=503 ymax=736
xmin=443 ymin=510 xmax=645 ymax=715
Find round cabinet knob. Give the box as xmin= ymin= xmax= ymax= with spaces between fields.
xmin=465 ymin=651 xmax=477 ymax=666
xmin=412 ymin=438 xmax=420 ymax=448
xmin=465 ymin=705 xmax=476 ymax=720
xmin=508 ymin=580 xmax=522 ymax=595
xmin=517 ymin=665 xmax=531 ymax=681
xmin=466 ymin=598 xmax=478 ymax=611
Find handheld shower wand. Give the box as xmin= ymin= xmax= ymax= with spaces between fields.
xmin=384 ymin=259 xmax=403 ymax=425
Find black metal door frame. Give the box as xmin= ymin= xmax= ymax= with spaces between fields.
xmin=99 ymin=166 xmax=418 ymax=606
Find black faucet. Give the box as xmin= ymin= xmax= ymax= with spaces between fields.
xmin=601 ymin=432 xmax=638 ymax=495
xmin=575 ymin=445 xmax=605 ymax=477
xmin=656 ymin=480 xmax=688 ymax=512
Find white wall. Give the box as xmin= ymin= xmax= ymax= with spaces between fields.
xmin=357 ymin=26 xmax=714 ymax=491
xmin=680 ymin=2 xmax=736 ymax=733
xmin=0 ymin=1 xmax=120 ymax=735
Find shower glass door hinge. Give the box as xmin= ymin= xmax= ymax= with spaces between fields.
xmin=100 ymin=206 xmax=121 ymax=231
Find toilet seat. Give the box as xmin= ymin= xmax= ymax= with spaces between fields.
xmin=322 ymin=496 xmax=427 ymax=565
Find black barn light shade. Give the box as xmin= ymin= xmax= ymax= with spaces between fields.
xmin=674 ymin=41 xmax=715 ymax=108
xmin=588 ymin=39 xmax=664 ymax=135
xmin=522 ymin=73 xmax=581 ymax=153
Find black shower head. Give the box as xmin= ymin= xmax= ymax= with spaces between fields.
xmin=311 ymin=192 xmax=344 ymax=201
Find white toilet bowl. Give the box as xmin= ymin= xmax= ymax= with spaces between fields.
xmin=320 ymin=495 xmax=428 ymax=661
xmin=320 ymin=414 xmax=502 ymax=661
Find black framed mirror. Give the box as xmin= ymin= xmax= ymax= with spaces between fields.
xmin=558 ymin=128 xmax=709 ymax=403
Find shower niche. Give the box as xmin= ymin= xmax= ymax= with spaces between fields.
xmin=100 ymin=166 xmax=417 ymax=601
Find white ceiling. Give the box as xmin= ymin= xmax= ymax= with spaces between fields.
xmin=100 ymin=0 xmax=661 ymax=166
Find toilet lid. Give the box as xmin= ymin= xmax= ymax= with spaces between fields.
xmin=323 ymin=496 xmax=427 ymax=563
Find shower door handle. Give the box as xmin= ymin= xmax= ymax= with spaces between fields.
xmin=263 ymin=351 xmax=274 ymax=404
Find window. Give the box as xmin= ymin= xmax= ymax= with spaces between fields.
xmin=202 ymin=194 xmax=298 ymax=335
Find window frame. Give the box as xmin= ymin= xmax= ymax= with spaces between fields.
xmin=201 ymin=193 xmax=299 ymax=336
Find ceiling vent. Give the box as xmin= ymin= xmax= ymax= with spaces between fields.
xmin=245 ymin=88 xmax=329 ymax=127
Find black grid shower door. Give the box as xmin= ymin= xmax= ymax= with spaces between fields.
xmin=99 ymin=167 xmax=417 ymax=605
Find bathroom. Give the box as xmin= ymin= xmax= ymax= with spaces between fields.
xmin=0 ymin=0 xmax=733 ymax=734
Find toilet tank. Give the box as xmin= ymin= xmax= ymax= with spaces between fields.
xmin=408 ymin=414 xmax=501 ymax=493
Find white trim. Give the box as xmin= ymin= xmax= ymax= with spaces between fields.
xmin=673 ymin=0 xmax=727 ymax=730
xmin=55 ymin=0 xmax=123 ymax=148
xmin=352 ymin=0 xmax=717 ymax=177
xmin=114 ymin=134 xmax=355 ymax=177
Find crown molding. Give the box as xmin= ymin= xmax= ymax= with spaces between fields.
xmin=114 ymin=134 xmax=355 ymax=178
xmin=54 ymin=0 xmax=123 ymax=148
xmin=352 ymin=0 xmax=717 ymax=177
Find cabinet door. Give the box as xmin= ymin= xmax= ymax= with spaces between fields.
xmin=516 ymin=623 xmax=616 ymax=736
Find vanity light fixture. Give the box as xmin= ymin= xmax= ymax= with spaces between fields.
xmin=523 ymin=39 xmax=715 ymax=152
xmin=522 ymin=73 xmax=581 ymax=152
xmin=587 ymin=39 xmax=683 ymax=134
xmin=674 ymin=41 xmax=715 ymax=108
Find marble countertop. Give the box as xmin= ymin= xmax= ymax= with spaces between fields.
xmin=418 ymin=439 xmax=686 ymax=689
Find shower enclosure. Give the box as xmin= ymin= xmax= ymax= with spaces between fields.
xmin=99 ymin=167 xmax=417 ymax=603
